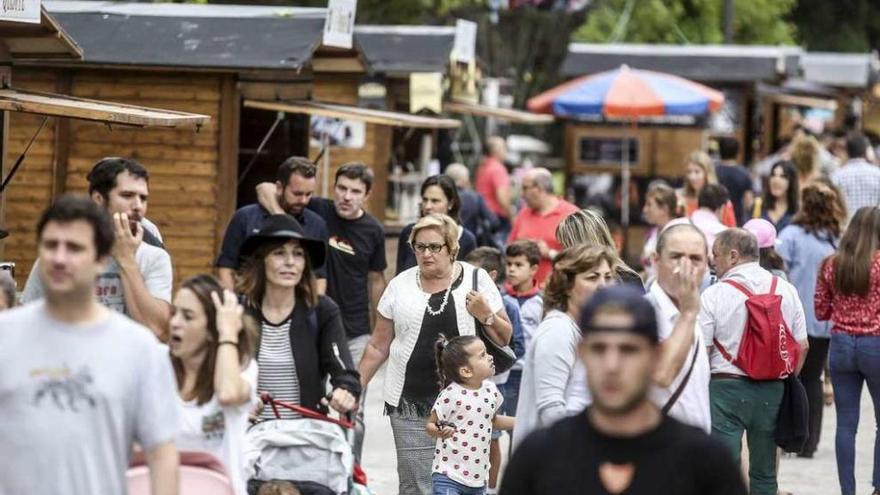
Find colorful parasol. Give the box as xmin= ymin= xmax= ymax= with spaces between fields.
xmin=527 ymin=64 xmax=724 ymax=118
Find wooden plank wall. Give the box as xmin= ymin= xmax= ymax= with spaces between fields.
xmin=310 ymin=73 xmax=391 ymax=222
xmin=4 ymin=68 xmax=226 ymax=289
xmin=3 ymin=70 xmax=58 ymax=285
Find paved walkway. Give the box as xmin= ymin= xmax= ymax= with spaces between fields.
xmin=361 ymin=367 xmax=877 ymax=494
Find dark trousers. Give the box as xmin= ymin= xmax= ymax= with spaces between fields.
xmin=798 ymin=335 xmax=830 ymax=455
xmin=710 ymin=377 xmax=784 ymax=495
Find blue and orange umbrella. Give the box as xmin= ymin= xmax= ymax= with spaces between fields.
xmin=527 ymin=64 xmax=724 ymax=118
xmin=527 ymin=65 xmax=724 ymax=230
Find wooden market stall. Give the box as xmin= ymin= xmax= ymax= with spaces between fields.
xmin=4 ymin=2 xmax=461 ymax=288
xmin=0 ymin=6 xmax=208 ymax=286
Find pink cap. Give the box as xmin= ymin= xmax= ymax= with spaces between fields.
xmin=743 ymin=218 xmax=779 ymax=248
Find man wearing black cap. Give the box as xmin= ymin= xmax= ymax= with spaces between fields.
xmin=500 ymin=286 xmax=745 ymax=495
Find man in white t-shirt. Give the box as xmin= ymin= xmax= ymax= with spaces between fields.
xmin=0 ymin=195 xmax=180 ymax=495
xmin=645 ymin=223 xmax=712 ymax=433
xmin=22 ymin=157 xmax=173 ymax=340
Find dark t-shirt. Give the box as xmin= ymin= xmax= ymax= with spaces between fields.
xmin=395 ymin=222 xmax=477 ymax=275
xmin=215 ymin=204 xmax=329 ymax=278
xmin=500 ymin=410 xmax=747 ymax=495
xmin=308 ymin=198 xmax=387 ymax=339
xmin=715 ymin=163 xmax=753 ymax=225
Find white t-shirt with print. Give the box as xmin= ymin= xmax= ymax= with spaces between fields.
xmin=176 ymin=360 xmax=259 ymax=495
xmin=431 ymin=380 xmax=503 ymax=488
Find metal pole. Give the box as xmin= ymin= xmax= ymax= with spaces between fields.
xmin=621 ymin=135 xmax=630 ymax=229
xmin=321 ymin=132 xmax=330 ymax=198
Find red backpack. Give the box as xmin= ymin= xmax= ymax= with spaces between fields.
xmin=713 ymin=277 xmax=800 ymax=380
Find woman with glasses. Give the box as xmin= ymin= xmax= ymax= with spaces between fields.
xmin=396 ymin=174 xmax=478 ymax=275
xmin=359 ymin=213 xmax=512 ymax=495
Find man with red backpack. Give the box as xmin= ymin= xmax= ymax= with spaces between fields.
xmin=699 ymin=228 xmax=809 ymax=495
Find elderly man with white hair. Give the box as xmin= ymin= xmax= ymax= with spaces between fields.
xmin=508 ymin=167 xmax=579 ymax=286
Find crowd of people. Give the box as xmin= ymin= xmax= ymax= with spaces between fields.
xmin=1 ymin=126 xmax=880 ymax=495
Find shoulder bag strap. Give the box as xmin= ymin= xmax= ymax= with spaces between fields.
xmin=662 ymin=342 xmax=700 ymax=414
xmin=722 ymin=279 xmax=753 ymax=298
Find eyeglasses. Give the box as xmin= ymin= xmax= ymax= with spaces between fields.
xmin=412 ymin=242 xmax=446 ymax=254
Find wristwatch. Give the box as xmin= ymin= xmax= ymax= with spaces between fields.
xmin=483 ymin=313 xmax=495 ymax=326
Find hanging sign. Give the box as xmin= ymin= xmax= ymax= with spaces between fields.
xmin=452 ymin=19 xmax=477 ymax=63
xmin=0 ymin=0 xmax=40 ymax=23
xmin=410 ymin=72 xmax=443 ymax=114
xmin=322 ymin=0 xmax=357 ymax=49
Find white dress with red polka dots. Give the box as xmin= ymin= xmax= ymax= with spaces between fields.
xmin=431 ymin=380 xmax=503 ymax=488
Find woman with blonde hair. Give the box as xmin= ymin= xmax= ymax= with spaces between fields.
xmin=513 ymin=245 xmax=617 ymax=451
xmin=555 ymin=208 xmax=643 ymax=289
xmin=790 ymin=134 xmax=822 ymax=188
xmin=679 ymin=150 xmax=737 ymax=226
xmin=358 ymin=212 xmax=511 ymax=494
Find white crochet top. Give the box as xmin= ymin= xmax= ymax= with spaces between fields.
xmin=377 ymin=261 xmax=504 ymax=409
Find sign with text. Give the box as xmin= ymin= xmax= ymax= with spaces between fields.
xmin=410 ymin=72 xmax=443 ymax=114
xmin=452 ymin=19 xmax=477 ymax=63
xmin=0 ymin=0 xmax=40 ymax=23
xmin=323 ymin=0 xmax=357 ymax=49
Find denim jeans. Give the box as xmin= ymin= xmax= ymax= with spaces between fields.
xmin=432 ymin=473 xmax=486 ymax=495
xmin=829 ymin=333 xmax=880 ymax=495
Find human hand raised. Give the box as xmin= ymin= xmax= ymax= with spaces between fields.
xmin=672 ymin=258 xmax=701 ymax=316
xmin=211 ymin=289 xmax=243 ymax=342
xmin=111 ymin=212 xmax=142 ymax=264
xmin=255 ymin=182 xmax=285 ymax=215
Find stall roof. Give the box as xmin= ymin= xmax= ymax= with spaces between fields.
xmin=42 ymin=0 xmax=326 ymax=70
xmin=0 ymin=87 xmax=210 ymax=127
xmin=801 ymin=52 xmax=880 ymax=88
xmin=244 ymin=99 xmax=461 ymax=129
xmin=0 ymin=7 xmax=81 ymax=60
xmin=354 ymin=25 xmax=455 ymax=75
xmin=562 ymin=43 xmax=802 ymax=83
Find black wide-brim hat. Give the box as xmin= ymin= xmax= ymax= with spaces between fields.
xmin=239 ymin=214 xmax=326 ymax=270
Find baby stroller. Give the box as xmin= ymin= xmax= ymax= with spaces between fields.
xmin=128 ymin=450 xmax=235 ymax=495
xmin=244 ymin=393 xmax=370 ymax=495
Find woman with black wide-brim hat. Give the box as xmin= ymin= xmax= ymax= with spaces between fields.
xmin=237 ymin=214 xmax=360 ymax=419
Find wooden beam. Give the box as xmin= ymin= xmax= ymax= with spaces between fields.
xmin=444 ymin=101 xmax=555 ymax=125
xmin=310 ymin=57 xmax=366 ymax=73
xmin=244 ymin=99 xmax=461 ymax=129
xmin=51 ymin=71 xmax=72 ymax=199
xmin=215 ymin=75 xmax=240 ymax=256
xmin=0 ymin=87 xmax=210 ymax=127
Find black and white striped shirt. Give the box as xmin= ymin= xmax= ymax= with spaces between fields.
xmin=257 ymin=319 xmax=301 ymax=420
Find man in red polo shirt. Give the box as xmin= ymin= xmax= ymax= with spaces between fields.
xmin=508 ymin=167 xmax=579 ymax=286
xmin=476 ymin=136 xmax=513 ymax=240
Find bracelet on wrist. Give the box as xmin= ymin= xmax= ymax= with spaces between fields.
xmin=218 ymin=340 xmax=239 ymax=348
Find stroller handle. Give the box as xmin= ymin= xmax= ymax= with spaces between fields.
xmin=260 ymin=392 xmax=355 ymax=429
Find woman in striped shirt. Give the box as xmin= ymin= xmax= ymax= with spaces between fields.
xmin=237 ymin=214 xmax=360 ymax=420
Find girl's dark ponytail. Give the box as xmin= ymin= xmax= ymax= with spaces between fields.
xmin=434 ymin=334 xmax=480 ymax=388
xmin=434 ymin=335 xmax=450 ymax=389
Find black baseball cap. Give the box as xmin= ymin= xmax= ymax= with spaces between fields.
xmin=579 ymin=285 xmax=659 ymax=343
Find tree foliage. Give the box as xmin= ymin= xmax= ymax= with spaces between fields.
xmin=574 ymin=0 xmax=797 ymax=45
xmin=790 ymin=0 xmax=880 ymax=52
